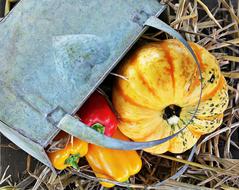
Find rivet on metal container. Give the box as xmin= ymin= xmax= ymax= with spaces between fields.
xmin=0 ymin=0 xmax=201 ymax=171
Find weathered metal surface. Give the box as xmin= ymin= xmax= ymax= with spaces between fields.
xmin=0 ymin=0 xmax=165 ymax=168
xmin=0 ymin=119 xmax=52 ymax=169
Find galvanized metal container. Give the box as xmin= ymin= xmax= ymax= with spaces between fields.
xmin=0 ymin=0 xmax=167 ymax=170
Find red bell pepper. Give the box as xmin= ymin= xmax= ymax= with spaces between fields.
xmin=76 ymin=91 xmax=118 ymax=137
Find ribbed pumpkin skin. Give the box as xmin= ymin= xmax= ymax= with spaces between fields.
xmin=112 ymin=39 xmax=228 ymax=154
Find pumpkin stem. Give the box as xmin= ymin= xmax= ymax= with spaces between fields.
xmin=163 ymin=105 xmax=182 ymax=125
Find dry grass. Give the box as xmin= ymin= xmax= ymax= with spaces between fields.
xmin=0 ymin=0 xmax=239 ymax=189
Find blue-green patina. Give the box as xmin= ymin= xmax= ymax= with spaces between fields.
xmin=0 ymin=0 xmax=165 ymax=169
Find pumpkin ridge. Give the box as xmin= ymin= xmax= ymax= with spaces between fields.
xmin=168 ymin=123 xmax=200 ymax=153
xmin=187 ymin=71 xmax=200 ymax=96
xmin=189 ymin=117 xmax=223 ymax=134
xmin=120 ymin=116 xmax=155 ymax=123
xmin=118 ymin=117 xmax=165 ymax=140
xmin=115 ymin=82 xmax=158 ymax=111
xmin=195 ymin=113 xmax=223 ymax=121
xmin=202 ymin=76 xmax=226 ymax=101
xmin=131 ymin=120 xmax=171 ymax=142
xmin=161 ymin=42 xmax=175 ymax=95
xmin=135 ymin=65 xmax=162 ymax=101
xmin=189 ymin=42 xmax=206 ymax=72
xmin=181 ymin=56 xmax=196 ymax=84
xmin=139 ymin=124 xmax=169 ymax=141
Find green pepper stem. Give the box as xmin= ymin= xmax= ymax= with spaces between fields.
xmin=91 ymin=123 xmax=105 ymax=134
xmin=65 ymin=153 xmax=81 ymax=169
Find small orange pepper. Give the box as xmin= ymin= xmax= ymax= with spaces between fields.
xmin=48 ymin=131 xmax=88 ymax=170
xmin=86 ymin=130 xmax=142 ymax=188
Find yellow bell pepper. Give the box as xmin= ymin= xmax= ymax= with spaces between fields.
xmin=86 ymin=130 xmax=142 ymax=188
xmin=48 ymin=131 xmax=88 ymax=170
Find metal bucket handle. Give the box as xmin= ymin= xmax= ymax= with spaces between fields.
xmin=57 ymin=16 xmax=203 ymax=150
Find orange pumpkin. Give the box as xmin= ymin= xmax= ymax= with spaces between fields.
xmin=112 ymin=39 xmax=228 ymax=154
